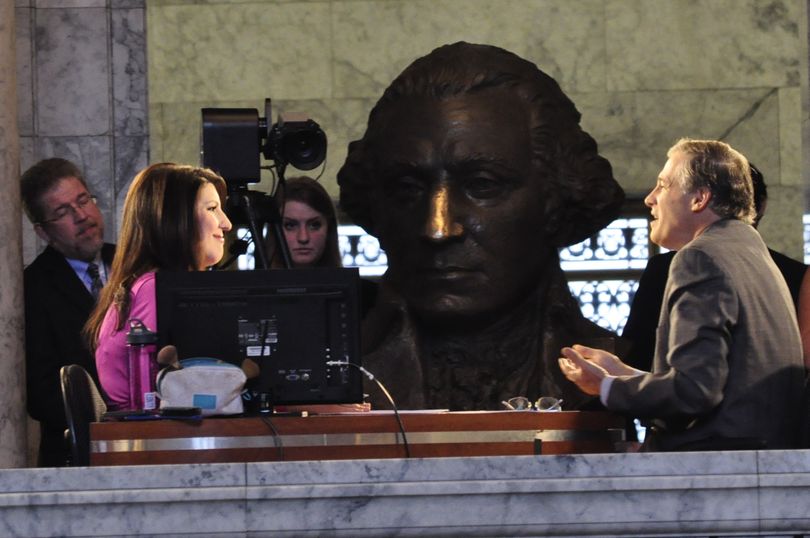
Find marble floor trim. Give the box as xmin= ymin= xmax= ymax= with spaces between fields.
xmin=1 ymin=450 xmax=810 ymax=537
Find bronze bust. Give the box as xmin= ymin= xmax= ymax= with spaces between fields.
xmin=339 ymin=42 xmax=624 ymax=411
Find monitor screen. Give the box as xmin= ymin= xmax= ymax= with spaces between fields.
xmin=156 ymin=268 xmax=363 ymax=409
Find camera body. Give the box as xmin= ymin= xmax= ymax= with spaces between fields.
xmin=200 ymin=98 xmax=327 ymax=187
xmin=200 ymin=99 xmax=327 ymax=270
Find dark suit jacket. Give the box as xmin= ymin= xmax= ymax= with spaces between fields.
xmin=24 ymin=243 xmax=115 ymax=466
xmin=609 ymin=220 xmax=804 ymax=450
xmin=623 ymin=246 xmax=806 ymax=371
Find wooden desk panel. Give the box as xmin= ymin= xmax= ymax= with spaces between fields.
xmin=90 ymin=411 xmax=625 ymax=466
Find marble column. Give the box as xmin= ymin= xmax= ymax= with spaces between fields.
xmin=805 ymin=0 xmax=810 ymax=217
xmin=0 ymin=0 xmax=28 ymax=469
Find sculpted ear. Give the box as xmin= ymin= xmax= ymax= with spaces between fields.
xmin=539 ymin=130 xmax=625 ymax=248
xmin=543 ymin=162 xmax=625 ymax=248
xmin=540 ymin=191 xmax=564 ymax=242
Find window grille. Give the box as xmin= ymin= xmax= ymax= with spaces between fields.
xmin=234 ymin=199 xmax=656 ymax=333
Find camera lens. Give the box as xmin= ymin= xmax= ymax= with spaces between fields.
xmin=267 ymin=120 xmax=327 ymax=171
xmin=283 ymin=132 xmax=319 ymax=167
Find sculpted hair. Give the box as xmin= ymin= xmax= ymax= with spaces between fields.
xmin=668 ymin=138 xmax=755 ymax=225
xmin=273 ymin=176 xmax=342 ymax=268
xmin=20 ymin=158 xmax=87 ymax=223
xmin=338 ymin=41 xmax=624 ymax=247
xmin=85 ymin=163 xmax=227 ymax=348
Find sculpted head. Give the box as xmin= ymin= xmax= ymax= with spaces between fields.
xmin=339 ymin=42 xmax=624 ymax=328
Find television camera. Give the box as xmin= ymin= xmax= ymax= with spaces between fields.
xmin=200 ymin=98 xmax=327 ymax=269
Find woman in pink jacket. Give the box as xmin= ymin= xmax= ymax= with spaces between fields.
xmin=85 ymin=163 xmax=232 ymax=410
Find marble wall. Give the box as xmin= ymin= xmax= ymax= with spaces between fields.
xmin=15 ymin=0 xmax=148 ymax=266
xmin=0 ymin=0 xmax=27 ymax=469
xmin=13 ymin=1 xmax=810 ymax=258
xmin=14 ymin=0 xmax=149 ymax=465
xmin=147 ymin=0 xmax=809 ymax=259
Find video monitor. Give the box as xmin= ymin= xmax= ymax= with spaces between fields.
xmin=155 ymin=268 xmax=363 ymax=409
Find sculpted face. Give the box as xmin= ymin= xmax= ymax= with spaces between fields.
xmin=369 ymin=89 xmax=553 ymax=327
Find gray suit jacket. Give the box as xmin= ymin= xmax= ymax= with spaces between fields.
xmin=608 ymin=219 xmax=804 ymax=450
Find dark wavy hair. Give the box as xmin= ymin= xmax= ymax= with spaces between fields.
xmin=750 ymin=163 xmax=766 ymax=227
xmin=20 ymin=158 xmax=87 ymax=223
xmin=338 ymin=42 xmax=624 ymax=248
xmin=85 ymin=163 xmax=227 ymax=348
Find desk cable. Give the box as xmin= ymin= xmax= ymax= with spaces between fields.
xmin=326 ymin=361 xmax=411 ymax=458
xmin=259 ymin=414 xmax=285 ymax=461
xmin=256 ymin=320 xmax=284 ymax=461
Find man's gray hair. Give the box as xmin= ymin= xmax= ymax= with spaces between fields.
xmin=668 ymin=138 xmax=755 ymax=225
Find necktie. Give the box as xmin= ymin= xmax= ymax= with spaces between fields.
xmin=87 ymin=262 xmax=103 ymax=299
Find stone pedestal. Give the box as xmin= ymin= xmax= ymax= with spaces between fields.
xmin=1 ymin=450 xmax=810 ymax=536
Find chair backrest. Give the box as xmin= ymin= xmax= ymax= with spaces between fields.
xmin=60 ymin=364 xmax=107 ymax=466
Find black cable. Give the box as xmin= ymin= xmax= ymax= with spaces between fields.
xmin=312 ymin=159 xmax=327 ymax=181
xmin=259 ymin=319 xmax=270 ymax=360
xmin=256 ymin=319 xmax=272 ymax=414
xmin=259 ymin=165 xmax=278 ymax=196
xmin=326 ymin=361 xmax=410 ymax=458
xmin=260 ymin=415 xmax=284 ymax=461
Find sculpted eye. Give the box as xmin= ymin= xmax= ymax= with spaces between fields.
xmin=385 ymin=176 xmax=427 ymax=202
xmin=463 ymin=176 xmax=507 ymax=199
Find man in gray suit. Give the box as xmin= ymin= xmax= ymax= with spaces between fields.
xmin=559 ymin=138 xmax=805 ymax=451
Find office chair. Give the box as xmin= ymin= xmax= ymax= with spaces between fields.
xmin=60 ymin=364 xmax=107 ymax=466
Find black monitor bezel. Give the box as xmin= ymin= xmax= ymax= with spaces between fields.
xmin=155 ymin=268 xmax=363 ymax=408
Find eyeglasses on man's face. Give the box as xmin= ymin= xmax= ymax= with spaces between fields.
xmin=39 ymin=193 xmax=98 ymax=224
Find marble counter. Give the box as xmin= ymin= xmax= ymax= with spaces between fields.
xmin=1 ymin=450 xmax=810 ymax=537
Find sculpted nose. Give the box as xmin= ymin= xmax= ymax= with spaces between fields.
xmin=424 ymin=182 xmax=464 ymax=241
